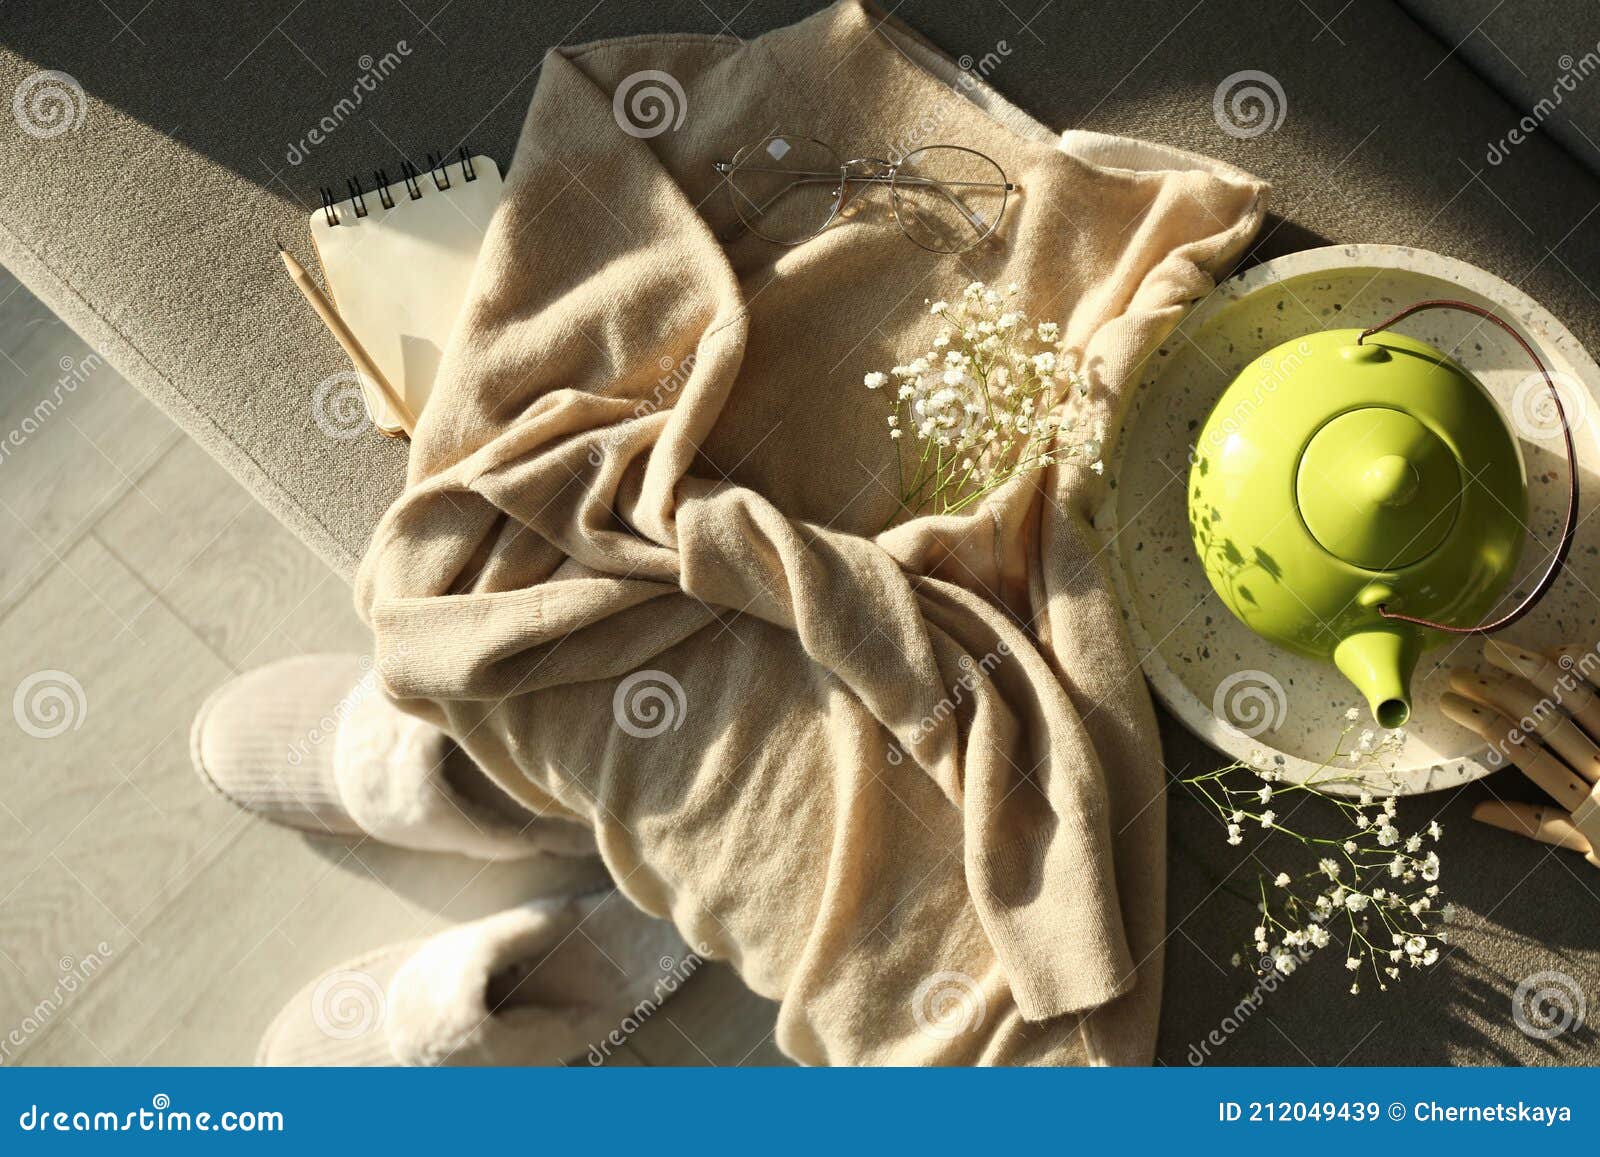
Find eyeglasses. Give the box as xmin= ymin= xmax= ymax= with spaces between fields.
xmin=712 ymin=134 xmax=1015 ymax=254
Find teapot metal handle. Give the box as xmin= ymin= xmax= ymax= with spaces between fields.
xmin=1355 ymin=298 xmax=1578 ymax=636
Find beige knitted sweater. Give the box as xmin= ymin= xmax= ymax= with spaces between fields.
xmin=356 ymin=0 xmax=1267 ymax=1065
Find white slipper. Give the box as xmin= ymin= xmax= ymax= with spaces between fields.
xmin=257 ymin=891 xmax=695 ymax=1066
xmin=191 ymin=654 xmax=594 ymax=859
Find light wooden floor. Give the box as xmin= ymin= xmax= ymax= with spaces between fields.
xmin=0 ymin=268 xmax=785 ymax=1066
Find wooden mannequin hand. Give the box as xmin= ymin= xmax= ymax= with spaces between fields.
xmin=1439 ymin=641 xmax=1600 ymax=869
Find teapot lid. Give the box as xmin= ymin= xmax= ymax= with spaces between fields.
xmin=1295 ymin=405 xmax=1462 ymax=570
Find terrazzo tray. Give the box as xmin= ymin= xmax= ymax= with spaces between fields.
xmin=1095 ymin=245 xmax=1600 ymax=795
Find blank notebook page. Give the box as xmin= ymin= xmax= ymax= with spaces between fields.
xmin=309 ymin=155 xmax=503 ymax=434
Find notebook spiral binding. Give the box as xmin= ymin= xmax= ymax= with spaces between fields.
xmin=319 ymin=146 xmax=480 ymax=228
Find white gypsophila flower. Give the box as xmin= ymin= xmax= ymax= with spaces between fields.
xmin=1179 ymin=703 xmax=1450 ymax=1000
xmin=1273 ymin=953 xmax=1297 ymax=976
xmin=868 ymin=282 xmax=1101 ymax=523
xmin=913 ymin=386 xmax=966 ymax=441
xmin=1345 ymin=706 xmax=1360 ymax=722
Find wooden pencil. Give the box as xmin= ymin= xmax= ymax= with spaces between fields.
xmin=278 ymin=246 xmax=416 ymax=437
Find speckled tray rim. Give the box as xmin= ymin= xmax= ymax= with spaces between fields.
xmin=1095 ymin=244 xmax=1600 ymax=795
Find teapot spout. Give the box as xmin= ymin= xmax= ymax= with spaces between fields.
xmin=1333 ymin=628 xmax=1420 ymax=729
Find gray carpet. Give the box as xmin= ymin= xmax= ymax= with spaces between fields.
xmin=1401 ymin=0 xmax=1600 ymax=181
xmin=2 ymin=0 xmax=1597 ymax=1064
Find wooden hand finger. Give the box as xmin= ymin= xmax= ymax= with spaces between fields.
xmin=1438 ymin=691 xmax=1593 ymax=813
xmin=1484 ymin=640 xmax=1600 ymax=742
xmin=1448 ymin=666 xmax=1600 ymax=784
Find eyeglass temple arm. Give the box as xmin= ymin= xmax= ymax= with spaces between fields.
xmin=713 ymin=163 xmax=1010 ymax=227
xmin=911 ymin=178 xmax=988 ymax=233
xmin=711 ymin=173 xmax=840 ymax=243
xmin=711 ymin=161 xmax=1008 ymax=246
xmin=733 ymin=174 xmax=843 ymax=221
xmin=713 ymin=162 xmax=1014 ymax=191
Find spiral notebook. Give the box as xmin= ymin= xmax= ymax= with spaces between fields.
xmin=309 ymin=150 xmax=503 ymax=435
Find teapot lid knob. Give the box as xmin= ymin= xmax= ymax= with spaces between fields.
xmin=1296 ymin=407 xmax=1462 ymax=571
xmin=1362 ymin=454 xmax=1420 ymax=507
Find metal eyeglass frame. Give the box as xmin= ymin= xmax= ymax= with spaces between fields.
xmin=711 ymin=135 xmax=1015 ymax=253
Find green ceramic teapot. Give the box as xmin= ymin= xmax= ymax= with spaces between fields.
xmin=1188 ymin=300 xmax=1578 ymax=727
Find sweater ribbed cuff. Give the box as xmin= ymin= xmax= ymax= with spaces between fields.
xmin=975 ymin=817 xmax=1137 ymax=1022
